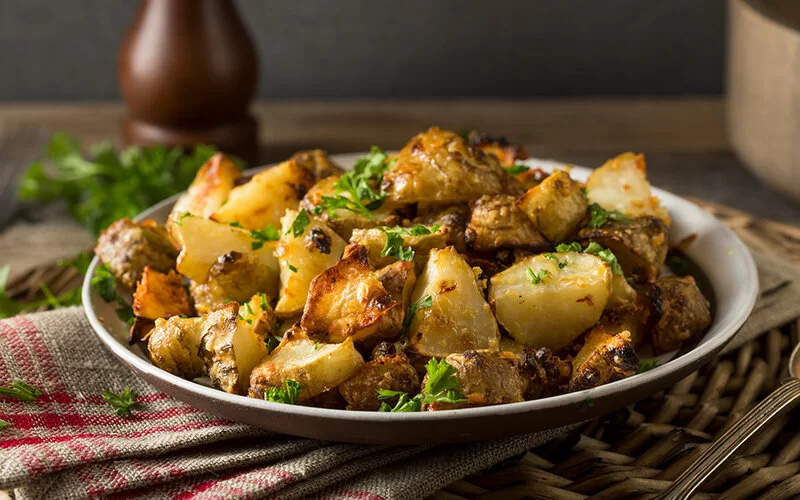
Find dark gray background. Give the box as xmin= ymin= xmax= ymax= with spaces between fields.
xmin=0 ymin=0 xmax=727 ymax=101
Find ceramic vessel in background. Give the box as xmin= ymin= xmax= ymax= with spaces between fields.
xmin=118 ymin=0 xmax=259 ymax=163
xmin=727 ymin=0 xmax=800 ymax=201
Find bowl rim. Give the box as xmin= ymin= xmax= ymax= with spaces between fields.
xmin=83 ymin=155 xmax=759 ymax=424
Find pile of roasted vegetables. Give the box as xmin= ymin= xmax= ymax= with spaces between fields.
xmin=92 ymin=127 xmax=711 ymax=412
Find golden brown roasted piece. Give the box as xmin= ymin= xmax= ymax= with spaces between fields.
xmin=190 ymin=251 xmax=277 ymax=314
xmin=349 ymin=226 xmax=448 ymax=271
xmin=643 ymin=275 xmax=711 ymax=353
xmin=425 ymin=350 xmax=527 ymax=411
xmin=300 ymin=245 xmax=414 ymax=343
xmin=290 ymin=149 xmax=345 ymax=180
xmin=569 ymin=328 xmax=638 ymax=392
xmin=381 ymin=127 xmax=524 ymax=204
xmin=339 ymin=354 xmax=420 ymax=411
xmin=133 ymin=267 xmax=193 ymax=321
xmin=465 ymin=130 xmax=528 ymax=166
xmin=465 ymin=195 xmax=548 ymax=253
xmin=517 ymin=347 xmax=572 ymax=399
xmin=577 ymin=216 xmax=668 ymax=282
xmin=413 ymin=205 xmax=472 ymax=253
xmin=597 ymin=303 xmax=649 ymax=347
xmin=147 ymin=315 xmax=207 ymax=380
xmin=239 ymin=293 xmax=278 ymax=339
xmin=516 ymin=170 xmax=588 ymax=244
xmin=95 ymin=218 xmax=177 ymax=289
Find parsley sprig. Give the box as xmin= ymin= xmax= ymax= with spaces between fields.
xmin=526 ymin=268 xmax=550 ymax=285
xmin=504 ymin=164 xmax=530 ymax=175
xmin=399 ymin=295 xmax=433 ymax=338
xmin=0 ymin=266 xmax=82 ymax=319
xmin=378 ymin=224 xmax=440 ymax=261
xmin=555 ymin=242 xmax=624 ymax=276
xmin=91 ymin=263 xmax=135 ymax=324
xmin=544 ymin=253 xmax=568 ymax=269
xmin=637 ymin=359 xmax=661 ymax=373
xmin=587 ymin=203 xmax=628 ymax=229
xmin=102 ymin=387 xmax=139 ymax=417
xmin=377 ymin=358 xmax=467 ymax=412
xmin=0 ymin=418 xmax=12 ymax=431
xmin=287 ymin=209 xmax=311 ymax=238
xmin=264 ymin=380 xmax=301 ymax=405
xmin=250 ymin=225 xmax=280 ymax=250
xmin=265 ymin=335 xmax=282 ymax=354
xmin=0 ymin=381 xmax=43 ymax=401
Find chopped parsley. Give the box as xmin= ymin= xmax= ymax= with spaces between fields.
xmin=378 ymin=225 xmax=440 ymax=261
xmin=376 ymin=358 xmax=467 ymax=412
xmin=637 ymin=359 xmax=661 ymax=373
xmin=587 ymin=203 xmax=628 ymax=229
xmin=504 ymin=164 xmax=530 ymax=175
xmin=313 ymin=342 xmax=320 ymax=351
xmin=250 ymin=225 xmax=280 ymax=250
xmin=0 ymin=381 xmax=42 ymax=402
xmin=287 ymin=209 xmax=311 ymax=238
xmin=378 ymin=389 xmax=423 ymax=412
xmin=243 ymin=301 xmax=254 ymax=317
xmin=259 ymin=293 xmax=269 ymax=311
xmin=228 ymin=221 xmax=244 ymax=228
xmin=0 ymin=418 xmax=11 ymax=431
xmin=526 ymin=268 xmax=550 ymax=285
xmin=667 ymin=255 xmax=691 ymax=277
xmin=58 ymin=252 xmax=93 ymax=275
xmin=555 ymin=242 xmax=624 ymax=276
xmin=399 ymin=294 xmax=433 ymax=338
xmin=314 ymin=147 xmax=394 ymax=219
xmin=287 ymin=263 xmax=298 ymax=273
xmin=264 ymin=380 xmax=301 ymax=405
xmin=90 ymin=263 xmax=135 ymax=324
xmin=555 ymin=242 xmax=582 ymax=252
xmin=102 ymin=387 xmax=139 ymax=417
xmin=544 ymin=253 xmax=567 ymax=269
xmin=175 ymin=212 xmax=192 ymax=226
xmin=265 ymin=335 xmax=282 ymax=354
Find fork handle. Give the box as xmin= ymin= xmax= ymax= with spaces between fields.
xmin=655 ymin=377 xmax=800 ymax=500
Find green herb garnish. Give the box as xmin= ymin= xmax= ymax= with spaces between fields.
xmin=287 ymin=209 xmax=311 ymax=238
xmin=555 ymin=242 xmax=583 ymax=252
xmin=667 ymin=255 xmax=691 ymax=277
xmin=287 ymin=263 xmax=298 ymax=273
xmin=399 ymin=294 xmax=433 ymax=338
xmin=259 ymin=293 xmax=269 ymax=311
xmin=544 ymin=253 xmax=567 ymax=269
xmin=556 ymin=242 xmax=624 ymax=276
xmin=102 ymin=387 xmax=139 ymax=417
xmin=378 ymin=225 xmax=439 ymax=261
xmin=637 ymin=359 xmax=661 ymax=373
xmin=250 ymin=225 xmax=280 ymax=250
xmin=504 ymin=164 xmax=530 ymax=175
xmin=58 ymin=252 xmax=93 ymax=276
xmin=265 ymin=335 xmax=282 ymax=354
xmin=421 ymin=358 xmax=468 ymax=405
xmin=0 ymin=381 xmax=43 ymax=402
xmin=377 ymin=389 xmax=423 ymax=412
xmin=0 ymin=418 xmax=12 ymax=431
xmin=314 ymin=147 xmax=394 ymax=219
xmin=90 ymin=264 xmax=117 ymax=302
xmin=587 ymin=203 xmax=628 ymax=229
xmin=264 ymin=380 xmax=301 ymax=405
xmin=526 ymin=268 xmax=550 ymax=285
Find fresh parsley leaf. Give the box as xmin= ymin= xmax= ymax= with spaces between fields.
xmin=378 ymin=225 xmax=439 ymax=262
xmin=243 ymin=301 xmax=254 ymax=317
xmin=667 ymin=255 xmax=691 ymax=277
xmin=376 ymin=389 xmax=423 ymax=412
xmin=504 ymin=164 xmax=530 ymax=175
xmin=313 ymin=342 xmax=320 ymax=350
xmin=582 ymin=242 xmax=624 ymax=275
xmin=250 ymin=225 xmax=280 ymax=250
xmin=287 ymin=263 xmax=298 ymax=273
xmin=637 ymin=359 xmax=661 ymax=373
xmin=90 ymin=264 xmax=117 ymax=302
xmin=39 ymin=283 xmax=81 ymax=309
xmin=0 ymin=381 xmax=43 ymax=402
xmin=259 ymin=293 xmax=269 ymax=311
xmin=102 ymin=387 xmax=139 ymax=417
xmin=287 ymin=209 xmax=311 ymax=238
xmin=114 ymin=299 xmax=136 ymax=325
xmin=0 ymin=418 xmax=12 ymax=431
xmin=555 ymin=242 xmax=583 ymax=252
xmin=18 ymin=135 xmax=231 ymax=236
xmin=399 ymin=295 xmax=433 ymax=338
xmin=526 ymin=268 xmax=550 ymax=285
xmin=58 ymin=252 xmax=92 ymax=276
xmin=587 ymin=203 xmax=628 ymax=229
xmin=422 ymin=358 xmax=468 ymax=405
xmin=316 ymin=147 xmax=394 ymax=219
xmin=175 ymin=212 xmax=191 ymax=227
xmin=264 ymin=380 xmax=301 ymax=405
xmin=544 ymin=253 xmax=567 ymax=269
xmin=265 ymin=335 xmax=282 ymax=354
xmin=313 ymin=195 xmax=376 ymax=220
xmin=228 ymin=221 xmax=244 ymax=228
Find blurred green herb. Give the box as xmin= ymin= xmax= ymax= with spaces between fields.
xmin=0 ymin=381 xmax=42 ymax=401
xmin=667 ymin=255 xmax=691 ymax=277
xmin=102 ymin=387 xmax=139 ymax=417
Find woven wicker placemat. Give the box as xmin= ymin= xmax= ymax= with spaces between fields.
xmin=4 ymin=199 xmax=800 ymax=499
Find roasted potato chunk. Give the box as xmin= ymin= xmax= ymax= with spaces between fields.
xmin=211 ymin=159 xmax=316 ymax=230
xmin=465 ymin=195 xmax=548 ymax=252
xmin=644 ymin=275 xmax=711 ymax=353
xmin=425 ymin=350 xmax=526 ymax=411
xmin=190 ymin=251 xmax=278 ymax=314
xmin=290 ymin=149 xmax=345 ymax=180
xmin=465 ymin=130 xmax=529 ymax=167
xmin=489 ymin=252 xmax=612 ymax=350
xmin=248 ymin=336 xmax=364 ymax=401
xmin=167 ymin=153 xmax=241 ymax=241
xmin=382 ymin=127 xmax=520 ymax=204
xmin=408 ymin=247 xmax=500 ymax=358
xmin=300 ymin=245 xmax=413 ymax=343
xmin=413 ymin=205 xmax=471 ymax=253
xmin=349 ymin=226 xmax=448 ymax=271
xmin=147 ymin=315 xmax=207 ymax=380
xmin=275 ymin=209 xmax=347 ymax=317
xmin=577 ymin=216 xmax=668 ymax=282
xmin=95 ymin=218 xmax=177 ymax=289
xmin=133 ymin=267 xmax=192 ymax=321
xmin=200 ymin=303 xmax=269 ymax=394
xmin=339 ymin=354 xmax=420 ymax=410
xmin=173 ymin=215 xmax=279 ymax=289
xmin=516 ymin=170 xmax=588 ymax=243
xmin=570 ymin=328 xmax=638 ymax=392
xmin=517 ymin=347 xmax=572 ymax=399
xmin=585 ymin=153 xmax=670 ymax=225
xmin=240 ymin=293 xmax=278 ymax=338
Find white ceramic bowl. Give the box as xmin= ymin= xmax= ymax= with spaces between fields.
xmin=83 ymin=155 xmax=758 ymax=445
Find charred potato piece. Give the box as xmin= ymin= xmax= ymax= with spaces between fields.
xmin=413 ymin=205 xmax=471 ymax=253
xmin=465 ymin=195 xmax=548 ymax=252
xmin=425 ymin=350 xmax=526 ymax=411
xmin=147 ymin=315 xmax=207 ymax=379
xmin=248 ymin=335 xmax=364 ymax=402
xmin=211 ymin=159 xmax=316 ymax=230
xmin=200 ymin=303 xmax=269 ymax=395
xmin=577 ymin=216 xmax=668 ymax=282
xmin=598 ymin=303 xmax=649 ymax=347
xmin=585 ymin=153 xmax=670 ymax=225
xmin=167 ymin=153 xmax=241 ymax=241
xmin=608 ymin=273 xmax=639 ymax=308
xmin=349 ymin=226 xmax=448 ymax=271
xmin=190 ymin=251 xmax=278 ymax=314
xmin=300 ymin=245 xmax=413 ymax=343
xmin=339 ymin=354 xmax=420 ymax=410
xmin=517 ymin=347 xmax=572 ymax=399
xmin=644 ymin=275 xmax=711 ymax=353
xmin=570 ymin=329 xmax=638 ymax=392
xmin=290 ymin=149 xmax=345 ymax=180
xmin=95 ymin=218 xmax=177 ymax=289
xmin=381 ymin=127 xmax=521 ymax=204
xmin=516 ymin=170 xmax=588 ymax=244
xmin=489 ymin=252 xmax=612 ymax=350
xmin=465 ymin=130 xmax=529 ymax=167
xmin=514 ymin=168 xmax=550 ymax=191
xmin=300 ymin=176 xmax=405 ymax=240
xmin=240 ymin=293 xmax=278 ymax=338
xmin=275 ymin=209 xmax=347 ymax=317
xmin=174 ymin=215 xmax=279 ymax=289
xmin=408 ymin=247 xmax=500 ymax=358
xmin=133 ymin=267 xmax=192 ymax=321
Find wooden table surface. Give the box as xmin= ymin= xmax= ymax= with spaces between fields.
xmin=2 ymin=97 xmax=800 ymax=279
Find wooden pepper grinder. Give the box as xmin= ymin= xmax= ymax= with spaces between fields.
xmin=118 ymin=0 xmax=259 ymax=163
